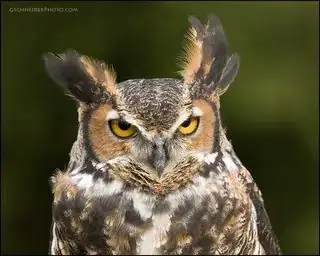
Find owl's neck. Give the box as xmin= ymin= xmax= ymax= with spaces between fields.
xmin=215 ymin=128 xmax=244 ymax=172
xmin=67 ymin=125 xmax=87 ymax=171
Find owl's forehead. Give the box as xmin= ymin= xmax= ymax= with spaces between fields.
xmin=116 ymin=78 xmax=190 ymax=130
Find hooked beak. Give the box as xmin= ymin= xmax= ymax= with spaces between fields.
xmin=150 ymin=143 xmax=167 ymax=176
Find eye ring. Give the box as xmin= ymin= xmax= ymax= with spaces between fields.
xmin=178 ymin=116 xmax=200 ymax=136
xmin=109 ymin=119 xmax=137 ymax=138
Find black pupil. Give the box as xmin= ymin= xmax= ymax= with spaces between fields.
xmin=118 ymin=120 xmax=131 ymax=130
xmin=181 ymin=119 xmax=191 ymax=128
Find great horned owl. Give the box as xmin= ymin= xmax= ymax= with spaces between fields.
xmin=44 ymin=15 xmax=281 ymax=255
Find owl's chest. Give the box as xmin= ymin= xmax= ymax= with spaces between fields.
xmin=61 ymin=172 xmax=257 ymax=254
xmin=112 ymin=181 xmax=250 ymax=254
xmin=120 ymin=189 xmax=214 ymax=255
xmin=74 ymin=181 xmax=224 ymax=254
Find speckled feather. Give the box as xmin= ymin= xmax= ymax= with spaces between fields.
xmin=116 ymin=78 xmax=189 ymax=131
xmin=45 ymin=15 xmax=281 ymax=255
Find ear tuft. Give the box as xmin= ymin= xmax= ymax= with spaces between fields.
xmin=80 ymin=55 xmax=117 ymax=95
xmin=215 ymin=53 xmax=240 ymax=96
xmin=177 ymin=25 xmax=202 ymax=84
xmin=43 ymin=50 xmax=116 ymax=104
xmin=178 ymin=15 xmax=239 ymax=96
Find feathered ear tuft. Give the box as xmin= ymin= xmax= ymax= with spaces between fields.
xmin=178 ymin=15 xmax=240 ymax=96
xmin=177 ymin=24 xmax=202 ymax=84
xmin=80 ymin=55 xmax=117 ymax=95
xmin=43 ymin=50 xmax=117 ymax=104
xmin=214 ymin=53 xmax=240 ymax=96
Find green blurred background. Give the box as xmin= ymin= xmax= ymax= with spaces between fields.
xmin=1 ymin=1 xmax=319 ymax=254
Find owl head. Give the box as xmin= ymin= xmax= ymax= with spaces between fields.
xmin=44 ymin=15 xmax=239 ymax=192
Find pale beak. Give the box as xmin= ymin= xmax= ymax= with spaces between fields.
xmin=150 ymin=143 xmax=166 ymax=176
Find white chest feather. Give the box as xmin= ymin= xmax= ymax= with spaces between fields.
xmin=123 ymin=189 xmax=171 ymax=254
xmin=137 ymin=213 xmax=171 ymax=255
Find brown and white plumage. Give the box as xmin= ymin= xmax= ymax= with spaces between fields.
xmin=44 ymin=14 xmax=281 ymax=255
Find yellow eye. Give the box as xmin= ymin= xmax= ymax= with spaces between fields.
xmin=109 ymin=119 xmax=137 ymax=138
xmin=178 ymin=117 xmax=200 ymax=135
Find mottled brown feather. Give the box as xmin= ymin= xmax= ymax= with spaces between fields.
xmin=51 ymin=170 xmax=78 ymax=203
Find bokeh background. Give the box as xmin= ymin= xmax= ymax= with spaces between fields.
xmin=2 ymin=1 xmax=319 ymax=254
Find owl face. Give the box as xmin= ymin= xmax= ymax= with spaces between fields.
xmin=44 ymin=15 xmax=240 ymax=186
xmin=84 ymin=78 xmax=217 ymax=176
